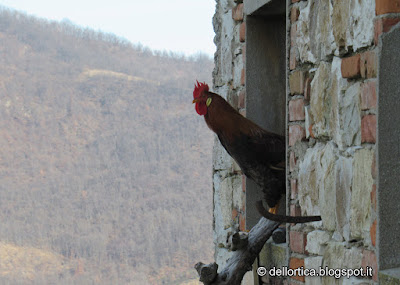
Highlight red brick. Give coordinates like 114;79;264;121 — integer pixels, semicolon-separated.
361;81;377;110
360;51;377;79
232;3;244;21
371;154;377;179
361;115;377;143
376;0;400;15
304;77;312;101
290;23;297;47
289;151;297;172
239;22;246;42
341;54;361;78
291;6;300;23
289;257;305;282
290;47;297;70
371;184;377;211
289;125;305;146
239;213;246;231
238;90;246;109
289;70;305;95
242;45;246;64
290;231;307;254
370;219;377;247
232;208;238;220
290;179;298;199
289;98;305;121
374;17;400;45
240;68;245;86
308;124;315;139
290;204;302;217
362;249;378;281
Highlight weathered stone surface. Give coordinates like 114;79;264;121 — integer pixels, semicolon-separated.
310;62;332;137
298;143;337;231
333;0;375;54
296;0;335;63
323;242;363;270
296;0;374;63
219;12;235;84
334;82;362;150
351;148;374;241
335;156;353;241
213;171;233;236
232;52;244;89
306;230;330;255
304;256;323;285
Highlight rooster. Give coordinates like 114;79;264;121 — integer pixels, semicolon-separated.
192;81;321;223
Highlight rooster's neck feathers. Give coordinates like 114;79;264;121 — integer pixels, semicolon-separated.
204;92;264;140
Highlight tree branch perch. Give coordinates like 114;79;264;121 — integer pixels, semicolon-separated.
195;217;281;285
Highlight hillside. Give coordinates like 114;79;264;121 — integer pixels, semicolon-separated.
0;6;214;285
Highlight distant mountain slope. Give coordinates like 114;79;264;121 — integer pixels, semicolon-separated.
0;6;214;285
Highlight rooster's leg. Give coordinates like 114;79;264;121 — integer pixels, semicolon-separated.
268;201;280;215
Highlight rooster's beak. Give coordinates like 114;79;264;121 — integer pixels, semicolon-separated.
192;98;199;104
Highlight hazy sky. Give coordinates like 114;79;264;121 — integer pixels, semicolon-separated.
0;0;216;56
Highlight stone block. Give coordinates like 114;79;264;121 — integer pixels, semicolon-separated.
309;61;332;138
306;230;330;255
335;156;353;241
304;256;323;285
298;143;338;225
333;82;361;150
351;148;374;240
323;242;363;270
296;0;374;62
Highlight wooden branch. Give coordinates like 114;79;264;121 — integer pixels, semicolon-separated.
229;231;248;251
195;217;281;285
195;262;218;284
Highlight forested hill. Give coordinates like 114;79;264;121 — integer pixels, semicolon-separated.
0;6;214;285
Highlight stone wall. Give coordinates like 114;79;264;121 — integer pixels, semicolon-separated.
212;0;246;270
211;0;400;284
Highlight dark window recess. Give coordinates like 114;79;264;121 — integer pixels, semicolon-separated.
244;0;286;229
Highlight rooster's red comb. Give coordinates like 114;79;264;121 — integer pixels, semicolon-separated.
193;81;209;99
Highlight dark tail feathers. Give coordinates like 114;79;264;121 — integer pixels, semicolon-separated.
256;200;321;224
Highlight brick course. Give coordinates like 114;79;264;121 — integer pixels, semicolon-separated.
289;125;305;146
232;3;244;21
375;0;400;15
361;115;377;143
361;80;377;110
289;98;305;121
341;54;361;78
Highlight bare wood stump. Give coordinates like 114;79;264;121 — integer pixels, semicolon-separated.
195;217;281;285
